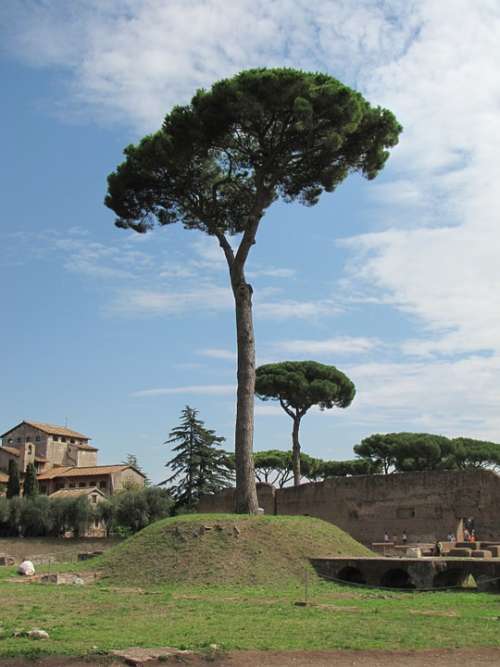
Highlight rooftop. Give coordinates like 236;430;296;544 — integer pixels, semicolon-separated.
49;486;106;499
38;464;144;480
1;420;91;440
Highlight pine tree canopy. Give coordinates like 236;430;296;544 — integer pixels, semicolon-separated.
164;406;233;508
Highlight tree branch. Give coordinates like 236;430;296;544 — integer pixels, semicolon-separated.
279;398;295;419
214;230;235;268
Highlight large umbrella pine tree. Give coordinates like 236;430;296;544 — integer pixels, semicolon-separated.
256;361;355;486
105;68;402;513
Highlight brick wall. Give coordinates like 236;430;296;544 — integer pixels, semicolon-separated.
198;470;500;543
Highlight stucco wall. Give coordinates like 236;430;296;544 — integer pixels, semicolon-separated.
76;449;98;467
111;468;145;492
198;470;500;543
1;424;49;464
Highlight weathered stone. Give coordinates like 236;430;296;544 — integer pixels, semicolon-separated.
471;550;492;559
111;646;192;665
17;560;35;576
448;548;472;557
27;629;49;640
0;554;15;566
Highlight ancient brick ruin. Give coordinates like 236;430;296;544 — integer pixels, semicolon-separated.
198;469;500;544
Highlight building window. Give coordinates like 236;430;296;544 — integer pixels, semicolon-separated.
26;436;31;442
56;482;64;490
53;436;59;442
35;436;40;442
91;495;97;504
7;438;13;444
61;437;66;442
69;482;75;488
94;519;99;528
79;482;86;488
99;480;106;490
16;437;21;443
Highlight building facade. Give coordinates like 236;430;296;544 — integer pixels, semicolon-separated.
0;420;145;496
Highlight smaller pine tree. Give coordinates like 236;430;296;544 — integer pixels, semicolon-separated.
23;462;39;497
164;406;233;509
7;460;20;499
122;453;150;485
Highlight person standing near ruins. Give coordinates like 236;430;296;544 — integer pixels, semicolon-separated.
402;531;408;545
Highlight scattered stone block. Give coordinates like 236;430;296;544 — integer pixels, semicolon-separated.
27;629;49;640
406;547;422;558
455;542;481;550
448;548;472;557
111;646;192;665
0;554;15;566
471;550;492;559
18;560;35;576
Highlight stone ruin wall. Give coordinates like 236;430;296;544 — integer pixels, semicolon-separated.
198;470;500;544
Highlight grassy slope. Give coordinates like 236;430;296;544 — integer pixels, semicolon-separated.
92;514;373;586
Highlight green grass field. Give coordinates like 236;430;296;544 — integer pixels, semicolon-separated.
0;515;499;659
1;578;500;659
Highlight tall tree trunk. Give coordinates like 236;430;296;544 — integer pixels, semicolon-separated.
233;279;259;513
292;416;301;486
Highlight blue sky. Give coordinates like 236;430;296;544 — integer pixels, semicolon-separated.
1;1;499;482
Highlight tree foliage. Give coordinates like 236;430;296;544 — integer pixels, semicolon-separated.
354;432;500;473
105;67;401;512
7;460;20;499
23;462;39;497
163;406;233;510
255;361;355;485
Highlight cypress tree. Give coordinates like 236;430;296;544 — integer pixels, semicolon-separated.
6;460;20;499
23;462;39;497
164;406;233;510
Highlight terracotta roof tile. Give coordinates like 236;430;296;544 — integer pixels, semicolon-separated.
48;487;106;499
37;464;143;480
1;421;91;440
0;446;19;457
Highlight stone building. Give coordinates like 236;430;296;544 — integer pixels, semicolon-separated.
0;420;145;496
198;469;500;544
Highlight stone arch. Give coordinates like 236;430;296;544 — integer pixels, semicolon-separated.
433;568;474;589
380;568;415;589
337;566;366;584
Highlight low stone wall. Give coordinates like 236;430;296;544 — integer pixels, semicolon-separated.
198;470;500;544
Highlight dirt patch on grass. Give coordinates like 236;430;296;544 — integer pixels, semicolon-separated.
4;648;500;666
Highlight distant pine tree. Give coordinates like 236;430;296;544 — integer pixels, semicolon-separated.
23;462;39;497
122;453;150;485
163;406;233;509
6;460;20;498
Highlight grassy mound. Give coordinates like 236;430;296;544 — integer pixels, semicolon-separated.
94;513;372;586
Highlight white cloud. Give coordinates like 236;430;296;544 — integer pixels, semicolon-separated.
108;285;233;316
198;348;236;361
339;355;500;441
276;336;379;356
340;1;500;358
131;384;235;397
1;0;417;131
247;267;296;279
256;299;341;320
